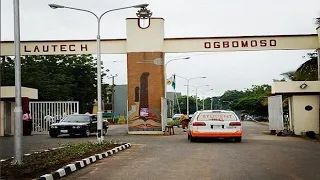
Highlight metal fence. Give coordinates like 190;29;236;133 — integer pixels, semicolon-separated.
29;101;79;134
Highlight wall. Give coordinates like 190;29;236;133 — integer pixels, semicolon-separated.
1;86;38;99
291;95;319;135
272;81;320;94
10;102;14;135
114;85;128;116
0;101;4;136
0;101;14;136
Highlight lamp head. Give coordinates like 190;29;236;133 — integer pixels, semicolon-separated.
48;4;65;9
134;3;149;8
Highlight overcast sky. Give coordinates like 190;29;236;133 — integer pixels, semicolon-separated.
1;0;320;97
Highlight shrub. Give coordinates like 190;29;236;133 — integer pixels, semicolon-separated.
1;140;120;180
167;120;180;126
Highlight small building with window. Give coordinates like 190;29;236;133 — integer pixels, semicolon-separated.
271;81;320;135
0;86;38;136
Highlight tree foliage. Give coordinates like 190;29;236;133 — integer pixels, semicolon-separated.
281;52;318;81
174;95;198;114
173;85;271;116
230;84;271;116
1;55;105;113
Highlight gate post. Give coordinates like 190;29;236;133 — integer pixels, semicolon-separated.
317;26;320;134
126;17;165;134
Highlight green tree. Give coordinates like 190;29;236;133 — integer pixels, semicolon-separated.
281;52;318;81
1;54;104;113
174;95;198;114
230;84;271;116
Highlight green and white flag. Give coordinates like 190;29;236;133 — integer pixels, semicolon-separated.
172;74;176;90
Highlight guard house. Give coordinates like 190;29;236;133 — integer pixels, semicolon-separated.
271;81;320;135
0;86;38;136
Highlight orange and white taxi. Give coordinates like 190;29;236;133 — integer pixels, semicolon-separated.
188;110;242;142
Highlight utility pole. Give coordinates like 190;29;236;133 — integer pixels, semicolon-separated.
12;0;23;164
108;74;117;124
0;0;2;176
202;96;205;110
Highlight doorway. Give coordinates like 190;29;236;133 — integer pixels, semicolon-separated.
4;102;12;135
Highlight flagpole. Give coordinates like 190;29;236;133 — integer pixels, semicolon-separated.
172;74;176;115
172;89;175;115
175;89;181;114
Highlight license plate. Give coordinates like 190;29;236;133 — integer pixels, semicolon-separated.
211;125;220;129
227;126;237;129
60;130;68;133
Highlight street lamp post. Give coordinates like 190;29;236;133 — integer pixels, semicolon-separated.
164;57;190;98
185;84;209;111
164;57;189;117
176;75;206;116
13;0;23;165
205;88;214;110
195;85;209;111
49;3;148;142
199;88;213;110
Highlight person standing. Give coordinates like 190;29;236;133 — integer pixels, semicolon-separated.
23;110;32;136
180;114;190;132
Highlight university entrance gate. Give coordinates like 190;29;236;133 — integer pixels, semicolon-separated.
2;8;320;134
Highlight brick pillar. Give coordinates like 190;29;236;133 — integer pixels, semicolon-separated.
126;18;165;134
127;52;164;132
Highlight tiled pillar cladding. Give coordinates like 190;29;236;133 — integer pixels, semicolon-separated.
127;52;164;131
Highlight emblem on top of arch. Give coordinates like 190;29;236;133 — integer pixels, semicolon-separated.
136;7;152;29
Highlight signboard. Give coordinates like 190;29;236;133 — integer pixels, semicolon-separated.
23;44;89;53
1;34;318;56
204;39;277;49
164;34;319;53
1;39;126;56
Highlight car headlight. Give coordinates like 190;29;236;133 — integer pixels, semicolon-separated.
50;126;58;129
72;126;82;129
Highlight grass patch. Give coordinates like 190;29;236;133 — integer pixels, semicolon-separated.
167;120;181;126
1;140;121;180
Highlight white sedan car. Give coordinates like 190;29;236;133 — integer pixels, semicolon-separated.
188;110;242;142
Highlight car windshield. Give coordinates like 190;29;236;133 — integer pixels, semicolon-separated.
197;112;237;121
60;115;90;123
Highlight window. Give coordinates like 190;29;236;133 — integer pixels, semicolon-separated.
305;105;313;111
91;116;97;121
60;115;90;122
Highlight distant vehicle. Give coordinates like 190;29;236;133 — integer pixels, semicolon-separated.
49;114;109;138
188;110;242;142
172;114;183;121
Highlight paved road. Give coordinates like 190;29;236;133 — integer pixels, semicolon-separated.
61;121;320;180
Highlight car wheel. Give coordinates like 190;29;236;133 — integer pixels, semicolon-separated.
235;137;242;142
190;135;197;142
83;129;91;137
50;134;58;138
